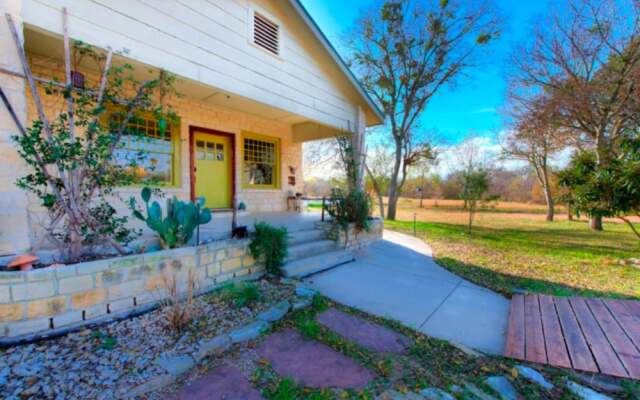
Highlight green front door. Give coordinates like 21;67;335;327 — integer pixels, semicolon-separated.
194;131;231;209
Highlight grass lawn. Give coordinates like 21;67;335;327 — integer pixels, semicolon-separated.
385;198;640;300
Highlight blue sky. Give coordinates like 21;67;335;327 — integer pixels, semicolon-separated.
299;0;551;145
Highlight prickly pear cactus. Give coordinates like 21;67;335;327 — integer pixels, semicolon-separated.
130;188;212;249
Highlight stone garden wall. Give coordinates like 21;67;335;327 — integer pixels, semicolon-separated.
0;219;383;342
319;218;384;250
0;238;260;342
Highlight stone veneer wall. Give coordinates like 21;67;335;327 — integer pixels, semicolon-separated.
0;238;260;341
320;218;384;250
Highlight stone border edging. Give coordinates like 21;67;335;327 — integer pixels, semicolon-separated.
119;286;317;398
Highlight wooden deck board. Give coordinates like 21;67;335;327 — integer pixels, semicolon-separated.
587;298;640;379
570;297;628;378
505;294;640;380
539;295;571;369
524;294;547;364
504;294;525;360
555;297;599;373
604;299;640;352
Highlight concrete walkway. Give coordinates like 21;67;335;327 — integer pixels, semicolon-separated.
304;230;510;355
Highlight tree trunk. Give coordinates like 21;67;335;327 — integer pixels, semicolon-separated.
567;204;573;221
386;138;403;221
364;164;385;218
467;204;474;234
590;215;603;231
387;195;399;220
376;193;385;219
541;176;554;222
545;194;555;222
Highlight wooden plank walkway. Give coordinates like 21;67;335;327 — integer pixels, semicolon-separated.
505;294;640;380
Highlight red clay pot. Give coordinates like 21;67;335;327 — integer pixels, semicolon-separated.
7;254;39;271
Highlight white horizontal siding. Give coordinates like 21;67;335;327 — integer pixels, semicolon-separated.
22;0;358;130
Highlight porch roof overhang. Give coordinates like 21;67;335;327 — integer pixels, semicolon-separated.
20;19;381;144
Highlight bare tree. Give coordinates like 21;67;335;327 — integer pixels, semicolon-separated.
508;0;640;230
345;0;499;220
501;100;564;221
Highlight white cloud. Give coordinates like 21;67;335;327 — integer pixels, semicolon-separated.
468;107;497;114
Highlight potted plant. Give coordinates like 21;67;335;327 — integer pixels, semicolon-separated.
231;197;248;239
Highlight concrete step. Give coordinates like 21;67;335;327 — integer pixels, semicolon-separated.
287;229;327;246
283;249;355;278
286;240;337;262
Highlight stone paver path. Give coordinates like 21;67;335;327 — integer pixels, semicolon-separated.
305;230;510;355
173;364;263;400
317;308;412;353
256;329;374;389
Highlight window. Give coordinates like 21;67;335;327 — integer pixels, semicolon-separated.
111;114;178;186
243;134;279;189
252;11;280;56
196;141;225;162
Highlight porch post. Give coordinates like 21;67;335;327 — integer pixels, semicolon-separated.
0;0;33;255
352;106;366;190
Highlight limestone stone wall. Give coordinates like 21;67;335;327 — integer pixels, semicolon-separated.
319;218;384;249
9;52;304;251
0;238;261;341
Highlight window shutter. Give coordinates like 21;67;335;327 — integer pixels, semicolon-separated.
253;12;280;56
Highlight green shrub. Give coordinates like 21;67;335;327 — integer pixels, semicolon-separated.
249;222;288;275
325;188;371;246
129;187;212;248
219;282;260;308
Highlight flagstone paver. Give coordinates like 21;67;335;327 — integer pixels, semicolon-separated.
316;308;412;353
257;329;374;389
173;364;264;400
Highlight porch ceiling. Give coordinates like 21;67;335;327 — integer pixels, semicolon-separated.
21;27;347;138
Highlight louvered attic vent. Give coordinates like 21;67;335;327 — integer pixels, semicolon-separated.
253;12;280;55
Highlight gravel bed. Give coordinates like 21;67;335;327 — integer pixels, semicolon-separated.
0;278;294;400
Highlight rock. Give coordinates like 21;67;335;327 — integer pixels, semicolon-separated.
292;297;312;311
485;376;518;400
515;365;553;390
122;374;174;398
566;381;612;400
420;387;456;400
295;286;317;298
195;334;232;361
155;355;194;377
375;390;420;400
464;383;498;400
257;300;290;322
573;373;624;393
451;342;483;358
229;320;269;343
449;385;463;394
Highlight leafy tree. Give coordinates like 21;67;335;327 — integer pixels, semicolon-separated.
345;0;499;220
460;167;490;234
558;135;640;240
508;0;640;230
1;28;176;261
